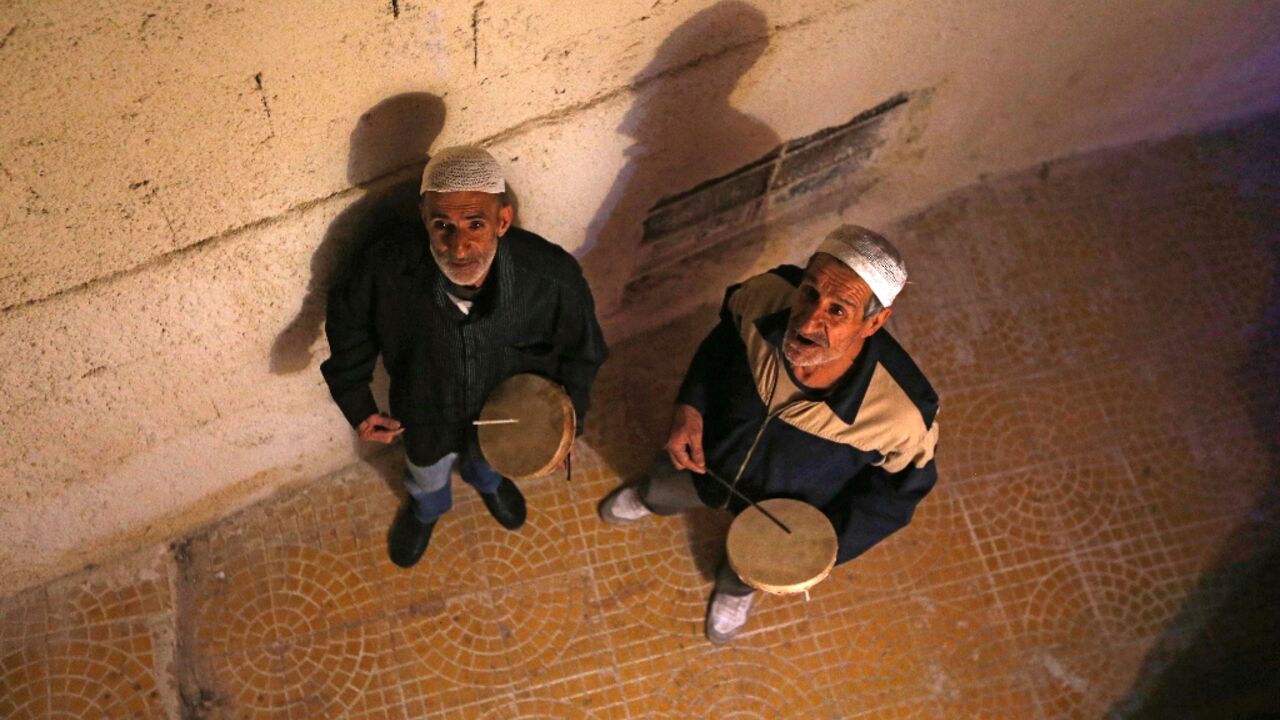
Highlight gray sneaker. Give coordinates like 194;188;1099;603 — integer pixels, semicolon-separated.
705;589;757;645
598;485;653;525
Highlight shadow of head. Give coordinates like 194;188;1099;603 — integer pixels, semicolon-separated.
347;92;447;186
269;92;445;375
579;3;781;476
621;0;771;141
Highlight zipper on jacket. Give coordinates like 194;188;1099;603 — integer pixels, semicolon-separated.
723;358;783;508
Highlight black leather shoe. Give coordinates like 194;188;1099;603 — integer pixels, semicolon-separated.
388;499;436;568
480;477;526;530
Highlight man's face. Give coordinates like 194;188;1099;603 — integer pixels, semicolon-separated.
422;191;513;287
783;253;889;368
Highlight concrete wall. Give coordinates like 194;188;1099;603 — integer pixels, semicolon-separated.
1;0;1277;595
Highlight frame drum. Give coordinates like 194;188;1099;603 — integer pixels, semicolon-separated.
477;374;575;481
726;499;837;595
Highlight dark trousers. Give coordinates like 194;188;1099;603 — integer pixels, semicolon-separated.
638;456;755;597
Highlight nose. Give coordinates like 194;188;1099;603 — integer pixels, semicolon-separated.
446;235;473;259
794;302;824;336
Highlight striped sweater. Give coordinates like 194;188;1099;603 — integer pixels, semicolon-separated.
321;227;607;466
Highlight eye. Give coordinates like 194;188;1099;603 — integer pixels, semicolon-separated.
470;221;485;230
830;305;845;318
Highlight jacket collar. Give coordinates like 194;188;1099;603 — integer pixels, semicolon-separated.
756;307;881;425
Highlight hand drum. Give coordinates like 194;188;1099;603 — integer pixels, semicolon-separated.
477;374;575;481
726;498;837;595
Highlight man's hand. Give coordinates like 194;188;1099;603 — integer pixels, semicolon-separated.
666;403;706;474
357;413;404;443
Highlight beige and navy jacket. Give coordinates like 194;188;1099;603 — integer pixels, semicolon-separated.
677;266;939;565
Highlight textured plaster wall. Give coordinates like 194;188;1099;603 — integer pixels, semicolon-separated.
1;0;1278;595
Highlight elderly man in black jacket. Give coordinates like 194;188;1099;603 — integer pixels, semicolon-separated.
322;146;607;568
599;225;938;644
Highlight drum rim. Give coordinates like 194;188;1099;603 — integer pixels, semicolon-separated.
477;373;576;481
726;498;837;595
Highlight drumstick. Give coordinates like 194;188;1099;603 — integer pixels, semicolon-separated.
703;468;792;534
472;418;519;426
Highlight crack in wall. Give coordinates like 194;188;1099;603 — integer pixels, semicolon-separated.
389;0;400;19
0;170;389;315
252;72;275;144
0;3;862;315
471;1;484;69
0;25;16;50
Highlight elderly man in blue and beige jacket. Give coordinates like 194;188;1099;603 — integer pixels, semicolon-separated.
599;224;939;644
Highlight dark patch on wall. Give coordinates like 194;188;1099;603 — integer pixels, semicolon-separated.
634;92;908;279
0;25;16;50
389;0;400;19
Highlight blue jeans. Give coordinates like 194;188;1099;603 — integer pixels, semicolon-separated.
404;451;504;523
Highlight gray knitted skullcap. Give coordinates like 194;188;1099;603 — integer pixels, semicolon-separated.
420;145;506;194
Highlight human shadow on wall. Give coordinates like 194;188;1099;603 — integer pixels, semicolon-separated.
269;93;444;495
270;92;445;376
578;1;780;581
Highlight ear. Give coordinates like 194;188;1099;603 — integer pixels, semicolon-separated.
860;307;892;338
496;203;514;237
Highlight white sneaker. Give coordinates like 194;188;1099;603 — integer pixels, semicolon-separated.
598;485;653;525
706;590;757;644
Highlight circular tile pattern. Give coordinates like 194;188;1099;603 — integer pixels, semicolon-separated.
604;520;717;633
1074;554;1182;643
193;544;371;656
217;625;377;719
398;594;515;688
942;386;1041;480
491;577;596;674
398;576;596;689
968;454;1128;553
189;545;379;717
1;641;163;719
651;649;834;719
478;697;591;720
1010;559;1103;649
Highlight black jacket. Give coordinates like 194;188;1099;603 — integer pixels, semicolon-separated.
320;227;607;466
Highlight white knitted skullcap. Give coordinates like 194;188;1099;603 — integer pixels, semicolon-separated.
420;145;506;194
816;224;907;307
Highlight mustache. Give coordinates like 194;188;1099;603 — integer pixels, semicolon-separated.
786;325;828;348
434;249;486;266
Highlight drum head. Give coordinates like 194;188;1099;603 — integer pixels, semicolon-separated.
726;499;837;595
477;374;575;481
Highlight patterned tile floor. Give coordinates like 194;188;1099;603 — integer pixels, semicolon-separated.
2;113;1277;718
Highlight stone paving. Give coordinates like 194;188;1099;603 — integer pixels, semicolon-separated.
1;113;1276;718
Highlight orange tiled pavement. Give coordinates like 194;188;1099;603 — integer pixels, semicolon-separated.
2;114;1277;718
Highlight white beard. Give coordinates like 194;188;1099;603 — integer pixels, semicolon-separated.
432;248;496;287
